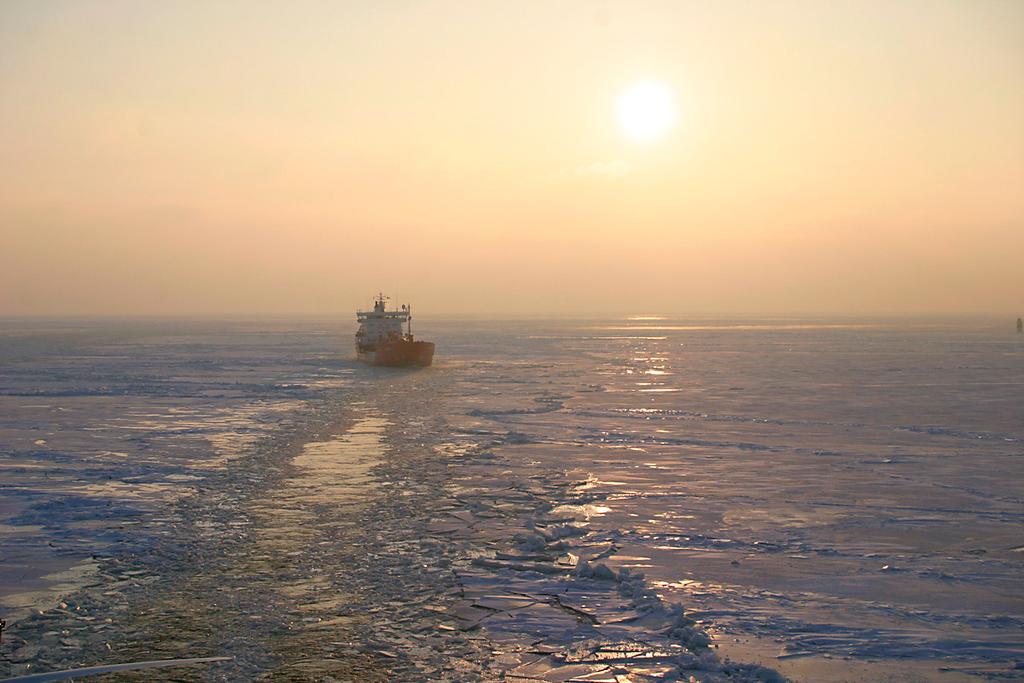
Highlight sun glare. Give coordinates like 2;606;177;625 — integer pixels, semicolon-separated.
617;81;675;142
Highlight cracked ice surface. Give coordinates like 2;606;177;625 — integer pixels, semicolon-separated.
436;440;785;682
429;319;1023;682
2;318;1022;682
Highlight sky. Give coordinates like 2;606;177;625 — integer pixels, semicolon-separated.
1;0;1022;317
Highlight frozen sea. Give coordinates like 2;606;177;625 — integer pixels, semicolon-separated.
0;317;1021;681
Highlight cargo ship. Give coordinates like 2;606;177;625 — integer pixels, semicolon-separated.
355;294;435;367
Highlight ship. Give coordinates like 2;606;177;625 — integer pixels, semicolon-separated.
355;294;435;367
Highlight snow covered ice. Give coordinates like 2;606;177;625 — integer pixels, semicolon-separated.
1;317;1021;681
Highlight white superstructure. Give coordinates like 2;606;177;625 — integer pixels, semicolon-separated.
355;294;411;355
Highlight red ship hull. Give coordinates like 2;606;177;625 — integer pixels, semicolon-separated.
369;339;435;367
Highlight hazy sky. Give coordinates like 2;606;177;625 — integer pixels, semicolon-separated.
2;1;1022;316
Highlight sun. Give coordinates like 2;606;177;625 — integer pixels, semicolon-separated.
617;81;675;143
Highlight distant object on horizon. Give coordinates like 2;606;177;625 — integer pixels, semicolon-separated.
355;294;435;367
1018;317;1023;334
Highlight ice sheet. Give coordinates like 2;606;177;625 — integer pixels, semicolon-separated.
1;317;1020;681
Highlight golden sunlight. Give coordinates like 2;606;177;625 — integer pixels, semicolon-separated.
617;81;675;142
